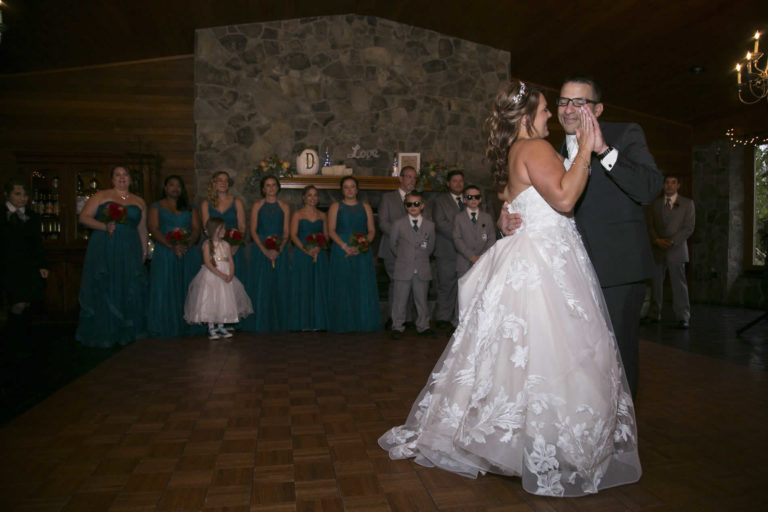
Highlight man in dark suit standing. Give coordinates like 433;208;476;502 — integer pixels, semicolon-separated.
500;75;663;397
558;76;662;397
645;174;695;329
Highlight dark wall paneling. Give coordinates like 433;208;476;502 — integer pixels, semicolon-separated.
0;56;196;201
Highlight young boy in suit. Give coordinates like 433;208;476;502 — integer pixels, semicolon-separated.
389;191;436;339
452;185;496;277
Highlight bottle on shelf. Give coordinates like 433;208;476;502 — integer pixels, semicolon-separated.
89;172;99;194
31;189;39;215
41;217;50;239
49;220;60;240
76;173;87;213
52;175;60;216
392;152;398;177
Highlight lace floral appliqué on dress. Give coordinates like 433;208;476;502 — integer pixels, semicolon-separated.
378;185;641;497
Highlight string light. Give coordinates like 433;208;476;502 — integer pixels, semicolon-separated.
726;128;768;147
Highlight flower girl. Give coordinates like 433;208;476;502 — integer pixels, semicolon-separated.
184;217;253;339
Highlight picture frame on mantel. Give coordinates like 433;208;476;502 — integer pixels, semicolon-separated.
397;153;420;176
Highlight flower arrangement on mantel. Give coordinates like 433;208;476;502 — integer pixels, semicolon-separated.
416;159;463;192
247;154;295;191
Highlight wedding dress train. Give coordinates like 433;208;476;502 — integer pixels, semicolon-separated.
379;184;641;497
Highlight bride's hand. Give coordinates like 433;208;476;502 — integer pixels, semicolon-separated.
497;202;522;236
575;107;596;152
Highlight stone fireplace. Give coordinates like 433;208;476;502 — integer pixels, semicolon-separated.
194;14;510;208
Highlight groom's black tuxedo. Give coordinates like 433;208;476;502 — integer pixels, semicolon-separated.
565;121;662;286
561;120;663;396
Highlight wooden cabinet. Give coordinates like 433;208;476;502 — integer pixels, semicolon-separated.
14;152;160;318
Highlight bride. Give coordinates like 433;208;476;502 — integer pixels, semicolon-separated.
378;81;641;497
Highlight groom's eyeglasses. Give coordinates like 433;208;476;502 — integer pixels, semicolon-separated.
556;97;598;108
464;194;482;200
404;201;422;207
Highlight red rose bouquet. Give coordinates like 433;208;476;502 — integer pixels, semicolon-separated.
223;228;244;246
264;234;282;268
166;227;190;246
346;232;369;257
100;202;128;238
304;232;328;263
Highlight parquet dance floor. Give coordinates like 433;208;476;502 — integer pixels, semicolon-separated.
1;324;767;511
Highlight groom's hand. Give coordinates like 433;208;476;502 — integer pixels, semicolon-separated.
589;110;608;154
497;202;522;236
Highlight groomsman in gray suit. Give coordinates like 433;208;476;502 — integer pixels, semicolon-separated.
378;166;420;327
452;185;496;277
431;170;465;329
645;174;695;329
389;191;436;339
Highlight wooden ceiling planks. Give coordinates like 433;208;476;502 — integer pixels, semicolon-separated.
0;1;765;135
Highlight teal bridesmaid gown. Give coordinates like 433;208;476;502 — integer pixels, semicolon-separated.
289;219;329;331
147;203;203;338
327;202;382;332
76;203;148;347
207;201;246;282
242;201;290;332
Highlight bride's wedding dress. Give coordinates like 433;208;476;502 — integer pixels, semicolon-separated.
378;183;641;497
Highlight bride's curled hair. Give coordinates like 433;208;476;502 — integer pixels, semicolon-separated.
485;80;543;189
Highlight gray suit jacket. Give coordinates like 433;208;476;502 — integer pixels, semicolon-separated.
390;216;435;281
453;209;496;275
377;189;406;260
648;195;695;263
432;192;461;260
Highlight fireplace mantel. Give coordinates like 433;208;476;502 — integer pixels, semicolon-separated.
280;175;399;191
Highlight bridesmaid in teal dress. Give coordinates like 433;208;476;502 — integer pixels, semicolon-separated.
242;175;291;332
289;185;329;331
200;171;247;282
76;165;148;347
147;175;202;338
327;176;382;332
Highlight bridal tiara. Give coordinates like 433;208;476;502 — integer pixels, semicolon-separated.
512;81;527;104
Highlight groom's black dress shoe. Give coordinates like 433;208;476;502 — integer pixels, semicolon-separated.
435;320;451;329
390;330;404;340
640;316;660;325
676;320;690;329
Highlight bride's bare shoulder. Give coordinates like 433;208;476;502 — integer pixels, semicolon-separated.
518;138;555;153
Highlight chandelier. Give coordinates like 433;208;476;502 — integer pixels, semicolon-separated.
734;31;767;104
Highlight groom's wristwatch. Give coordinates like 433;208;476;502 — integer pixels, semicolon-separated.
596;146;614;160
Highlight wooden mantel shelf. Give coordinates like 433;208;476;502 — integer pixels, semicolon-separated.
280;175;399;190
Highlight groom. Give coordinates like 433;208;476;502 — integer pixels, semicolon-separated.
500;75;662;397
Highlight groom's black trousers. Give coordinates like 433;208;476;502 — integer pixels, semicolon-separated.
601;281;645;399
